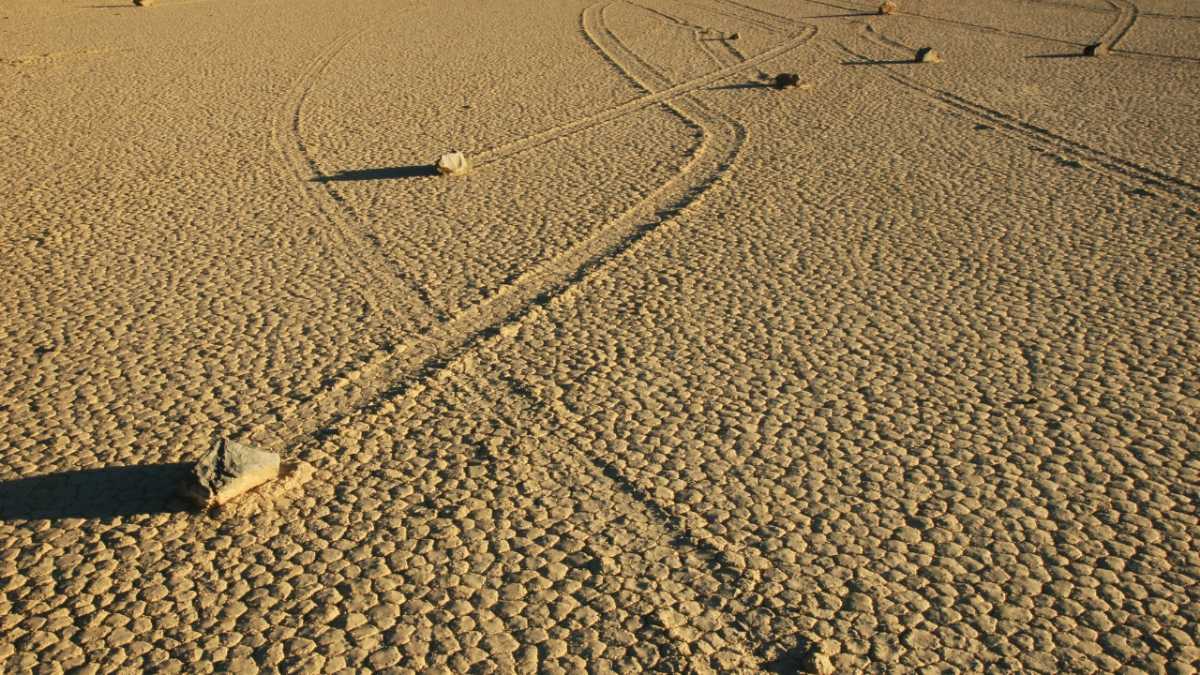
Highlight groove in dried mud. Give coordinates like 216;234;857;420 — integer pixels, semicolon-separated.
241;3;814;457
843;25;1200;206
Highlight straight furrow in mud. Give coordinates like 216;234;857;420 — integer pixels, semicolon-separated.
844;27;1200;207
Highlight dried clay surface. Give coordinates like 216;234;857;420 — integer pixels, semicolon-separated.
1;0;1198;672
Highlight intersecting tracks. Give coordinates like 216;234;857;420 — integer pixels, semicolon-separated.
634;0;770;78
697;0;1200;207
472;9;811;168
247;0;1195;667
244;3;816;461
270;9;442;328
241;2;824;664
496;372;768;669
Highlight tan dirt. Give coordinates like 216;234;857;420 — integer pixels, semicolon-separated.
1;0;1197;672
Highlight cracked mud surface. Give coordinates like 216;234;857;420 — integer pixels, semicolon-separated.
2;0;1198;672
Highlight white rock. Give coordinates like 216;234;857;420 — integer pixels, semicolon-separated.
182;438;280;508
436;151;470;176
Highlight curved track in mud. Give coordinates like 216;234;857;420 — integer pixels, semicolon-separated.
244;2;816;465
271;9;442;327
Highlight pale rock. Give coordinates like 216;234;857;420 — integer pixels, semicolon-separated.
436;151;470;176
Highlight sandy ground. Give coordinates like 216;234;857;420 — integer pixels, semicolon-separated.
2;0;1198;672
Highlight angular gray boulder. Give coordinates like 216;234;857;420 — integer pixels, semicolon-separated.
182;438;280;508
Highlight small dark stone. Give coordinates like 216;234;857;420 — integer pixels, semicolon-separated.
772;73;801;89
1083;42;1109;57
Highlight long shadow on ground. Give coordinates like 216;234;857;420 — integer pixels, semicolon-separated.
805;12;877;18
841;58;921;66
1027;53;1090;60
314;165;438;182
708;81;774;91
763;635;820;673
0;463;192;521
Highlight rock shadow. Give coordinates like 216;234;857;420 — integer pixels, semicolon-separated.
314;165;438;182
841;58;920;66
804;12;876;18
0;463;192;521
763;634;819;673
708;81;773;91
1026;52;1090;60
